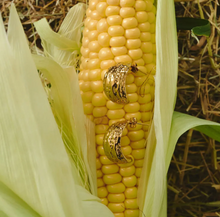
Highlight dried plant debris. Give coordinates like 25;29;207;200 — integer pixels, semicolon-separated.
1;0;220;216
169;1;220;216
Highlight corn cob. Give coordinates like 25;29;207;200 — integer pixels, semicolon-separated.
79;0;156;216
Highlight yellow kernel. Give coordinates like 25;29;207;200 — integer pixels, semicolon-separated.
121;136;130;146
108;193;125;203
91;10;102;20
127;93;138;102
108;26;125;36
84;17;91;27
89;69;101;81
133;58;145;66
134;1;146;11
152;43;156;54
122;17;138;29
132;149;145;160
130;139;146;149
92;93;107;107
124;209;139;217
143;53;153;64
126;39;141;49
97;169;103;178
115;55;132;63
134;159;144;167
81;91;94;103
97;146;105;155
107;0;120;5
103;173;122;185
145;1;153;11
83;27;89;37
135;168;142;177
105;6;120;16
93;107;107;117
126;74;134;84
126;83;137;93
124;187;137;199
138;22;150;32
120;7;135;18
150;23;156;33
98;32;110;47
107;15;122;25
142;122;150;131
110;36;126;47
89;0;99;10
82;37;90;47
122;175;137;187
95;124;109;134
124;102;140;113
141;42;153;53
151;5;156;14
140;32;151;42
102;164;119;174
108;203;125;212
89;52;99;59
79;81;91;92
97;178;105;187
81;47;90;58
97;18;109;32
120;0;135;7
120;165;135;177
91;80;103;92
107;109;125;119
98;187;108;197
93;116;108;125
138;94;151;104
111;46;128;56
151;33;155;43
101;60;116;70
106;101;124;109
99;48;114;60
86;8;92;17
125;28;140;39
107;183;126;193
134;76;148;87
101;198;108;206
135;11;148;23
141;111;152;122
114;213;124;217
83;103;93;115
128;130;144;141
109;118;126;126
96;158;102;170
96;2;107;17
140;102;153;112
81;58;89;69
87;20;98;31
100;156;115;164
128;48;143;60
125;199;138;209
121;146;132;156
122;128;128;136
95;134;104;145
127;123;142;131
153;54;156;63
88;41;101;52
148;12;156;23
107;0;120;6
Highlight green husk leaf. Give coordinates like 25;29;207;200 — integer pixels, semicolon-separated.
0;4;84;217
176;17;211;37
138;1;220;217
32;54;96;194
34;3;86;67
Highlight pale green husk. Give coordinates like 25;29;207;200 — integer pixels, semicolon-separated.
0;4;113;217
